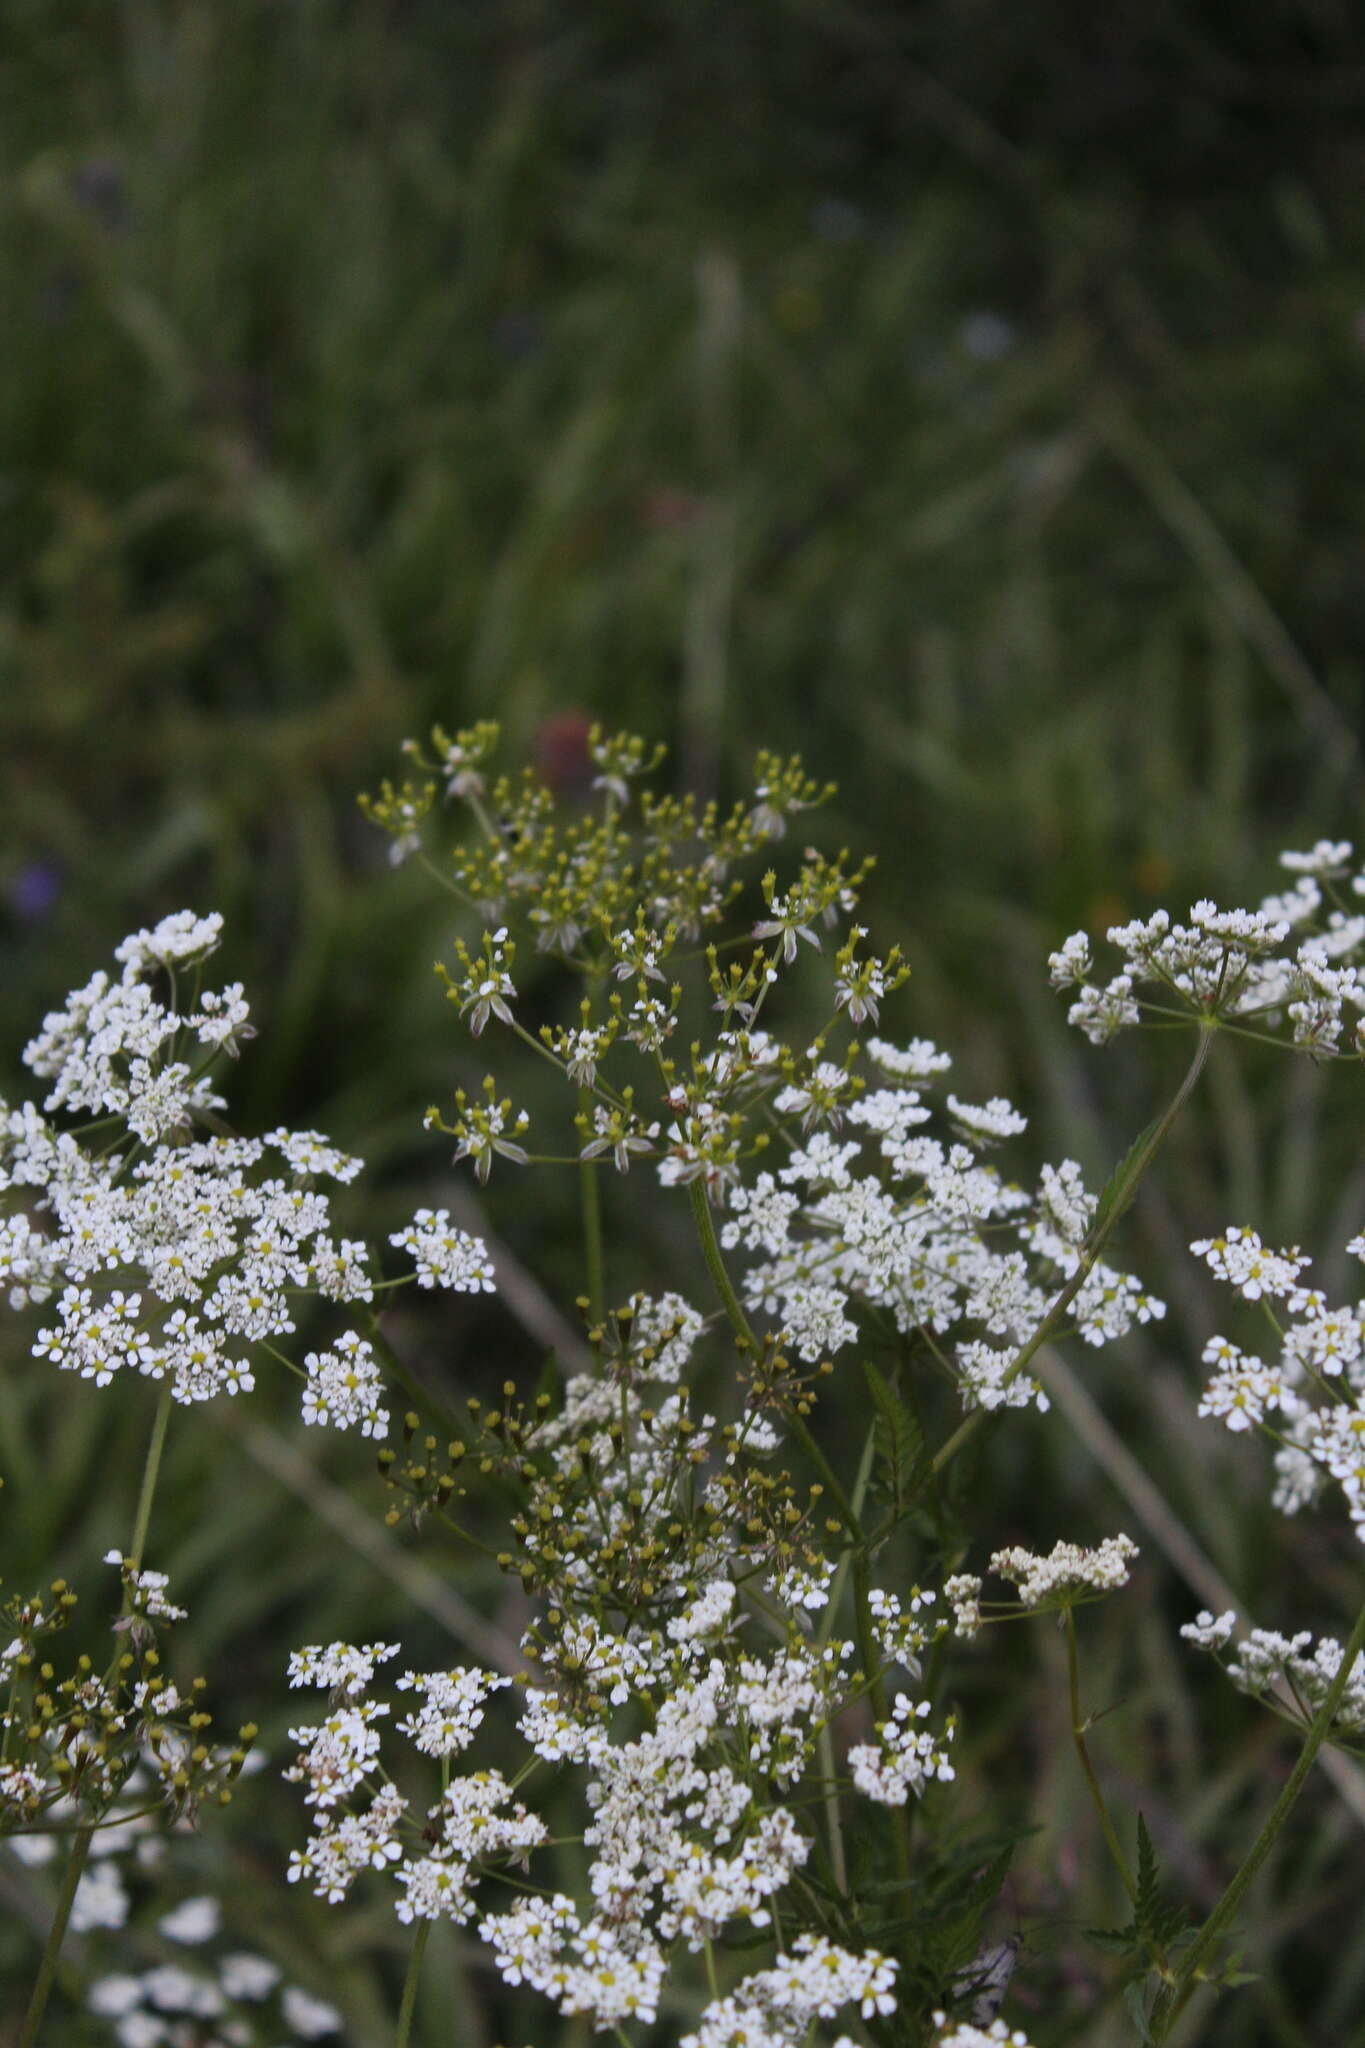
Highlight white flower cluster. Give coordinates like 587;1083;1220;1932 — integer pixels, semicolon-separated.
300;1332;389;1438
678;1936;898;2045
1190;1226;1310;1302
1050;848;1365;1050
284;1647;541;1919
868;1584;944;1672
387;1207;495;1292
726;1050;1161;1408
848;1694;957;1806
1190;1226;1365;1544
282;1539;952;2039
394;1664;511;1757
931;2015;1036;2048
1181;1613;1365;1736
103;1552;187;1624
988;1534;1139;1609
1;918;499;1434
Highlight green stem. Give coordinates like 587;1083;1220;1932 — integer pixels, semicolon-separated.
395;1919;431;2047
1065;1610;1136;1903
127;1388;173;1580
17;1824;93;2048
579;1087;606;1324
816;1720;847;1895
932;1023;1214;1479
689;1176;757;1349
1150;1591;1365;2041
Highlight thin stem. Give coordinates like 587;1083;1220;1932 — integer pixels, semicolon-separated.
1065;1610;1136;1903
395;1919;431;2047
933;1024;1214;1479
688;1177;757;1349
1150;1590;1365;2041
17;1824;93;2048
816;1721;847;1894
579;1087;606;1324
127;1388;173;1580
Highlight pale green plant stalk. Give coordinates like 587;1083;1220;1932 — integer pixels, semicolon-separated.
395;1920;431;2048
579;1085;606;1325
16;1821;94;2048
1065;1608;1136;1905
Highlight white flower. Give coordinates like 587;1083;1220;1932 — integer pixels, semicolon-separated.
946;1094;1027;1142
1179;1609;1237;1650
990;1534;1138;1608
629;1291;704;1382
394;1666;511;1759
389;1208;495;1292
158;1895;220;1945
281;1985;344;2038
956;1342;1047;1415
1191;1226;1309;1302
1280;840;1353;877
87;1975;145;2018
218;1952;281;1999
71;1858;130;1931
778;1282;858;1363
1067;973;1140;1044
114;911;225;974
300;1332;389;1438
849;1695;956;1806
931;2012;1036;2047
1048;931;1092;988
394;1853;474;1924
866;1035;952;1080
287;1640;400;1697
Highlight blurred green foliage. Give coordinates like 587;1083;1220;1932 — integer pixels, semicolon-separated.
4;3;1365;2042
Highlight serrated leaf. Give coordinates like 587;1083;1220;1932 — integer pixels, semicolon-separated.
1135;1813;1160;1927
863;1359;929;1516
1086;1924;1139;1955
1090;1113;1162;1242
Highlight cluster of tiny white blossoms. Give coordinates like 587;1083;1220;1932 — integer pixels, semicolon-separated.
25;732;1359;2042
848;1694;958;1806
677;1936;899;2047
943;1536;1139;1632
724;1065;1162;1412
0;913;497;1436
1049;842;1365;1051
1189;1224;1365;1542
282;1550;961;2035
1180;1612;1365;1737
930;2018;1037;2048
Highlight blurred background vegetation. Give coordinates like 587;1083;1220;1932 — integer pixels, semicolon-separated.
3;2;1365;2042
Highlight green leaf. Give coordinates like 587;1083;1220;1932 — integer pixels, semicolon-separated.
1135;1814;1160;1928
863;1359;929;1517
1090;1112;1163;1242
